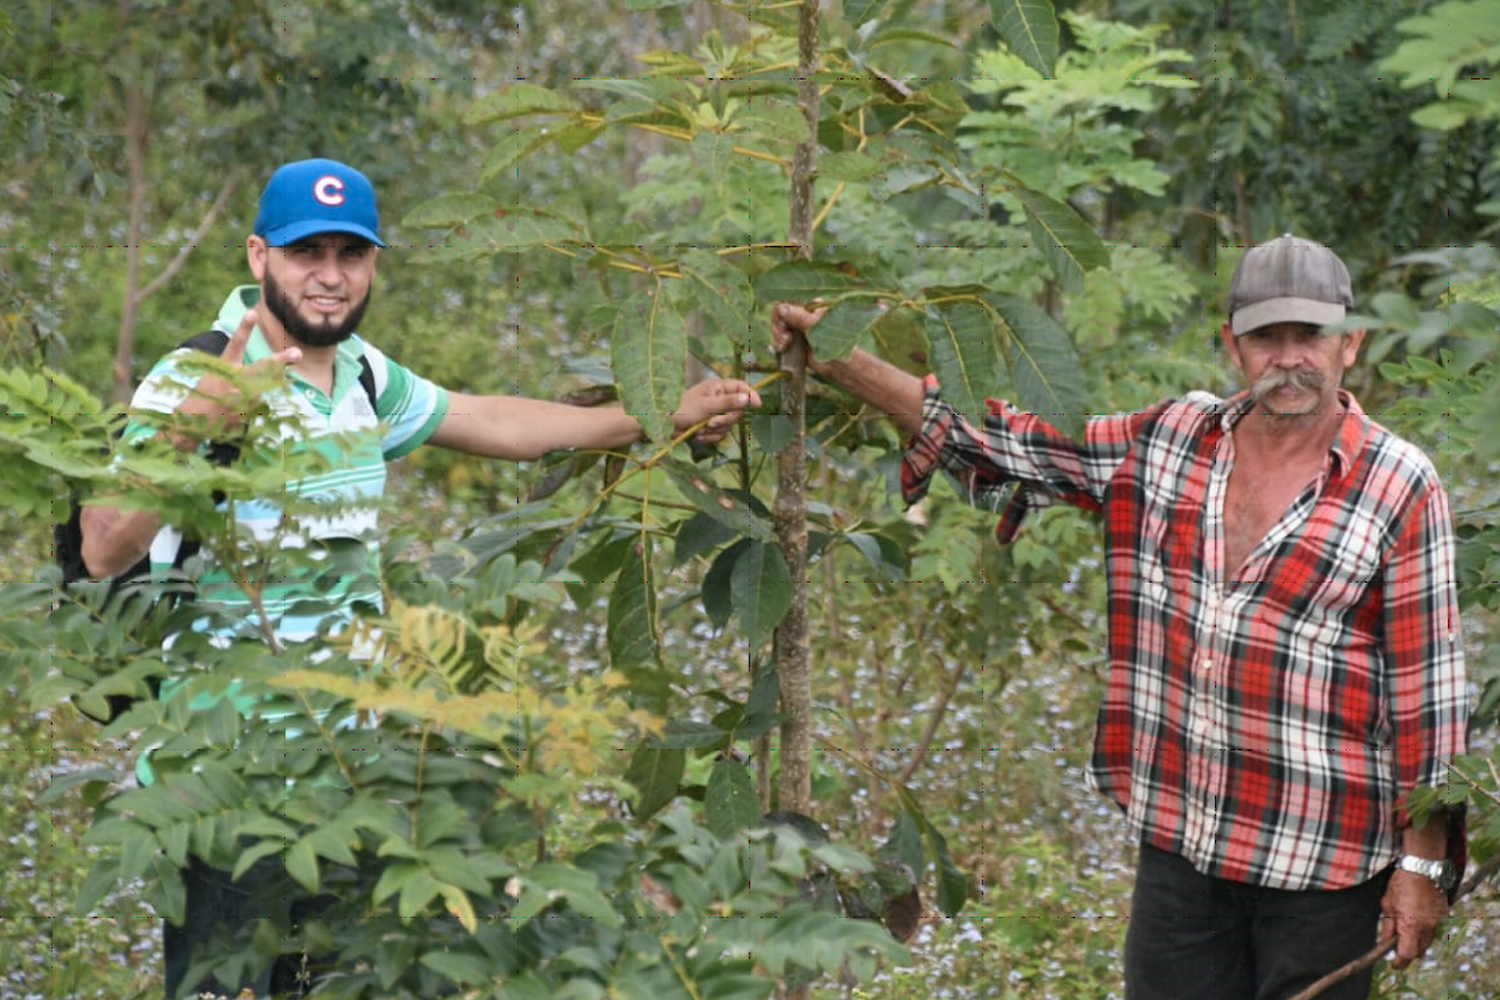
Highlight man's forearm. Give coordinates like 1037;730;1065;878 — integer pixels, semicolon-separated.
814;348;928;437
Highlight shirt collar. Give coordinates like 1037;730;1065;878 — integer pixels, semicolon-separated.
1219;389;1366;480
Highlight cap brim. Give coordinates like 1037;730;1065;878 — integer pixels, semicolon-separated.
1231;297;1345;335
262;220;386;248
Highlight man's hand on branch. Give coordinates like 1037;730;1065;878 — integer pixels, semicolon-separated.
1381;869;1449;969
770;303;827;375
672;378;761;445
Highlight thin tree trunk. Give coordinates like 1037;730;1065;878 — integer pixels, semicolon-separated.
114;72;148;404
773;0;821;824
773;7;820;1000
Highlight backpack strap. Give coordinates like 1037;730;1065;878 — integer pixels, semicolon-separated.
180;328;232;354
183;328;378;409
357;353;378;412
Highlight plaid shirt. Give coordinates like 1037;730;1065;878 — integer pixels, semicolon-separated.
902;378;1468;891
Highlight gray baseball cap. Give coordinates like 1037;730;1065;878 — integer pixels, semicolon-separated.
1227;234;1353;335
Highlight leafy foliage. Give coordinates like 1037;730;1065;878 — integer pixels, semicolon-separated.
8;0;1500;997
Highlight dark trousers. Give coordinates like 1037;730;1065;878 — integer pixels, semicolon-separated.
1124;844;1390;1000
164;854;325;999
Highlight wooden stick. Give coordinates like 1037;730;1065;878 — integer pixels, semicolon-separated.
1287;852;1500;1000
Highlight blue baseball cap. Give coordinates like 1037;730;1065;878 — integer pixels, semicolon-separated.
254;158;386;247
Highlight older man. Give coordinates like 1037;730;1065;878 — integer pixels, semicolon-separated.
772;235;1468;999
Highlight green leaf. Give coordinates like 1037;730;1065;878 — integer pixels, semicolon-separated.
636;49;708;76
1411;101;1476;131
701;539;748;632
752;260;866;307
678;248;753;348
624;746;685;820
923;300;1003;423
653;719;730;750
74;860;121;916
880;810;925;881
480;124;554;183
818;151;885;182
1008;186;1109;293
231;840;287;882
988;293;1086;439
420;950;492;985
306;822;359;868
665;460;775;543
607;539;662;670
750;413;795;455
463;82;578;126
525;862;620;924
895;787;970;917
398;868;444;921
465;208;585;252
674;511;740;566
698;973;776;1000
811;300;886;363
372;861;422;906
402;191;500;230
739;663;784;742
36;766;119;804
730;540;792;650
989;0;1059;77
612;291;686;445
287;837;321;893
706;757;761;838
737;103;810;143
843;0;893;27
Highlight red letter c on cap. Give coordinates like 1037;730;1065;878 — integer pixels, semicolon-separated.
314;175;347;207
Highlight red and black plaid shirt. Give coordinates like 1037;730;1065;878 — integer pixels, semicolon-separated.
902;379;1468;890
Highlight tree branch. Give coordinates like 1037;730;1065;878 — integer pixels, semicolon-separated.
1287;849;1500;1000
131;176;239;308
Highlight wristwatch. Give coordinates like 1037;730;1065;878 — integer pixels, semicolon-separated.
1397;854;1457;894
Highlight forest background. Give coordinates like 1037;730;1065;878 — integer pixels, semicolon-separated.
3;0;1500;998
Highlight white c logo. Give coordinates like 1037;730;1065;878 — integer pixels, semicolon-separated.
313;175;347;207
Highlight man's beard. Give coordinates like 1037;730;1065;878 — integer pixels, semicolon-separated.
261;269;371;348
1249;367;1327;415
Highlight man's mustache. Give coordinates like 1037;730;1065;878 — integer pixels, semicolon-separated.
1251;368;1325;397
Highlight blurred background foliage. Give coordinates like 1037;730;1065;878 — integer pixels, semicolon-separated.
4;0;1499;997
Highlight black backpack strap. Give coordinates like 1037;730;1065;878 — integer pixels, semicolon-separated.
357;353;378;411
180;328;232;355
185;326;378;411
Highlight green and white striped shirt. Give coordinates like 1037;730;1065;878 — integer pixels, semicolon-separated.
127;285;449;643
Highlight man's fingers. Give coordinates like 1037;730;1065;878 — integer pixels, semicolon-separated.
222;308;258;364
226;308;302;369
272;345;303;366
771;303;828;359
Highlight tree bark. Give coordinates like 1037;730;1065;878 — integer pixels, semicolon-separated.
114;70;149;405
773;0;821;827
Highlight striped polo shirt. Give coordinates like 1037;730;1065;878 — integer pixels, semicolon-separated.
126;285;449;642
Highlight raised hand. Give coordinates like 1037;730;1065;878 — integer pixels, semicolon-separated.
177;308;302;432
769;303;827;374
672;378;762;444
